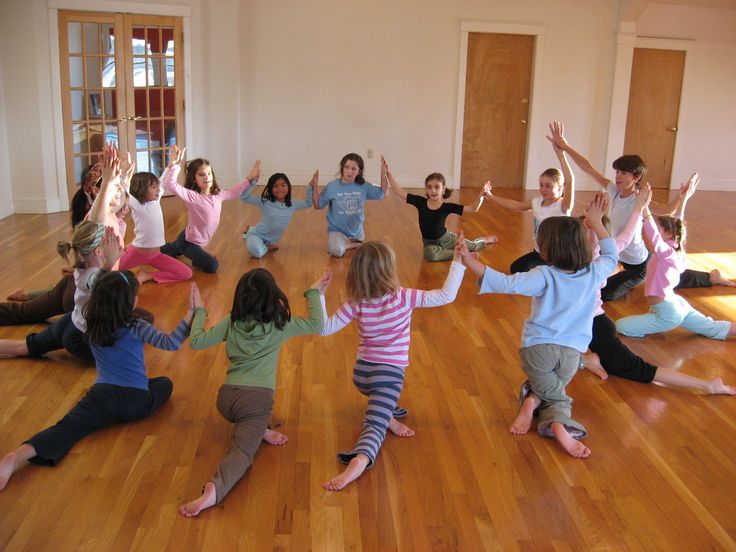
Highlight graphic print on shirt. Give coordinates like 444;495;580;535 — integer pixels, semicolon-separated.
334;191;361;217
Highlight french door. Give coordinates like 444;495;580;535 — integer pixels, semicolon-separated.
58;10;185;200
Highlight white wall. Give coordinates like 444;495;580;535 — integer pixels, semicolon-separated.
0;0;734;218
0;53;13;219
636;4;736;191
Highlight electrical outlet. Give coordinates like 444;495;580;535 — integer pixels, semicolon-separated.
367;148;374;159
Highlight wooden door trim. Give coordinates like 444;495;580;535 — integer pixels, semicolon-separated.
453;21;546;189
47;2;192;212
605;33;693;191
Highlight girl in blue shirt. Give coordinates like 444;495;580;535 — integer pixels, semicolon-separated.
240;171;317;258
313;153;387;257
0;272;201;492
456;193;616;459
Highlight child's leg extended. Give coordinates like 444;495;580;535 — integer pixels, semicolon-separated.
520;345;589;458
615;300;683;338
180;240;219;273
180;385;273;517
675;296;732;340
324;361;410;491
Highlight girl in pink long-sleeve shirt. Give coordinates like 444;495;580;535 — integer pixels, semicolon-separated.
161;145;260;273
616;179;735;341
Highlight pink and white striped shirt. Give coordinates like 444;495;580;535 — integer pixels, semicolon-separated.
321;261;466;367
164;164;251;246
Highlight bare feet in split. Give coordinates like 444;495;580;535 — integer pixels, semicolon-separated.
388;417;415;437
179;481;217;518
582;352;608;380
0;444;36;492
510;394;540;435
710;269;736;287
704;377;736;395
136;271;154;285
323;454;370;491
483;235;498;245
6;289;28;301
263;428;288;445
551;422;590;458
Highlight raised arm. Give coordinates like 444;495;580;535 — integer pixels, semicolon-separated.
221;160;260;201
311;170;323;210
462;186;486;214
661;172;699;220
381;155;407;201
88;142;121;223
585;192;612;242
548;122;575;213
483;181;532;211
549;127;610;190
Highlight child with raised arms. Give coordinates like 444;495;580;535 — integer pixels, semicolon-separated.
178;267;331;517
580;184;735;394
161;145;261;273
456;193;616;458
615;176;736;341
118;144;192;284
240;170;318;258
320;241;466;490
484;121;575;273
0;273;200;492
313;153;387;257
381;155;497;261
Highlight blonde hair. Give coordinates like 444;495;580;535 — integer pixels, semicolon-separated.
346;241;401;303
656;215;686;250
56;220;105;268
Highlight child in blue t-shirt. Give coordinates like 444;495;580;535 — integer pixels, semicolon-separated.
456;193;617;459
313;153;387;257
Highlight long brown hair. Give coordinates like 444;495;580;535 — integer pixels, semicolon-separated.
656;215;686;250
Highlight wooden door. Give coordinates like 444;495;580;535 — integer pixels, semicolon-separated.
624;48;685;189
461;33;533;188
58;10;185;202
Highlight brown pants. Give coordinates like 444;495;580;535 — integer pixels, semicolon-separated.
211;385;274;504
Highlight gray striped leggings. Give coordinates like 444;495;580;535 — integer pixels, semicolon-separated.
338;360;407;466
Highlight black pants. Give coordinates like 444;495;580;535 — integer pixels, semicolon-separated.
589;313;657;383
676;269;711;289
161;230;219;273
601;256;649;302
25;378;173;466
510;250;546;274
25;312;93;361
0;274;75;326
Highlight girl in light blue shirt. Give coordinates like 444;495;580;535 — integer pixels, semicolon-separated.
457;193;617;460
241;171;317;258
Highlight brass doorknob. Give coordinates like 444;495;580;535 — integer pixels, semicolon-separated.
521;119;527;125
668;127;678;132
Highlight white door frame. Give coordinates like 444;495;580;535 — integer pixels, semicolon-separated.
605;24;694;190
453;20;546;188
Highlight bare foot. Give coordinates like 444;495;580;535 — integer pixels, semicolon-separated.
483;235;498;245
6;289;28;302
710;269;736;287
263;428;288;445
136;271;154;285
582;352;608;380
551;422;591;458
267;243;280;251
704;377;736;395
323;454;370;491
242;225;250;235
178;481;217;518
510;394;540;435
0;444;35;492
388;417;415;438
0;452;18;492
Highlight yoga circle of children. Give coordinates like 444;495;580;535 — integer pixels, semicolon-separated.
2;125;735;517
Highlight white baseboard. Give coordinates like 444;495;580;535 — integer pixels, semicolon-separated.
10;197;63;214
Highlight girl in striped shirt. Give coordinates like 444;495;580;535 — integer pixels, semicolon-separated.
320;241;466;490
0;272;200;492
240;170;317;258
161;145;260;273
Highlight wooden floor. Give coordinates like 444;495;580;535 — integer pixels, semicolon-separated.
1;187;735;551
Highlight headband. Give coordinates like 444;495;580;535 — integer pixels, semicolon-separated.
76;222;106;257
